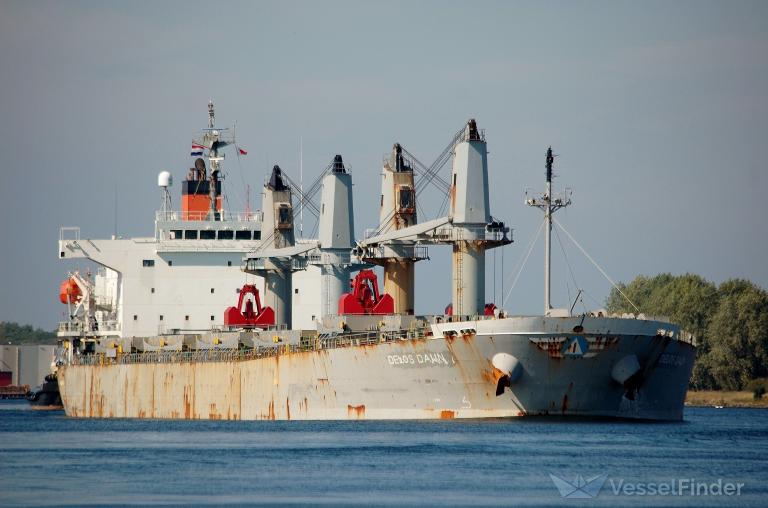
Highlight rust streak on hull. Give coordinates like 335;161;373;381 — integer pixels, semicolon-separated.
56;322;696;422
347;404;365;419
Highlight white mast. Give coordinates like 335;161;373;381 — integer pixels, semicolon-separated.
207;101;219;219
526;147;571;314
191;100;235;221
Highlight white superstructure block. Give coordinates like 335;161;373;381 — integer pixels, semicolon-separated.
319;172;355;249
452;236;485;317
264;270;291;326
317;159;356;319
449;126;491;316
322;262;349;318
451;140;490;225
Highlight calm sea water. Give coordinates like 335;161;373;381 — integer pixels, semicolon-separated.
1;401;766;507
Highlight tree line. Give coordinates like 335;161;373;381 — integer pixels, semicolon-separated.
605;274;768;390
0;321;57;345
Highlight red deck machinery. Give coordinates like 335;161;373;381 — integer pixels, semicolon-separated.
224;284;275;328
338;270;395;315
444;303;497;317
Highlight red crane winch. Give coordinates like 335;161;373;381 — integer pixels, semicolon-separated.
338;270;395;315
224;284;275;328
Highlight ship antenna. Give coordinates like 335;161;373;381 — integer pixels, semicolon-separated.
526;146;571;314
208;100;218;220
113;183;118;237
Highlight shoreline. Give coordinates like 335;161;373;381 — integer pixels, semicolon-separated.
685;390;768;408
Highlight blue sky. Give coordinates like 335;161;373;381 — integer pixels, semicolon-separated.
1;0;766;329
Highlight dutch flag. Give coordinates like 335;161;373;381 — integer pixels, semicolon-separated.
191;143;205;156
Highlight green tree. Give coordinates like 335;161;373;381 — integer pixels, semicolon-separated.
705;280;768;390
606;272;717;341
606;275;768;390
0;321;57;345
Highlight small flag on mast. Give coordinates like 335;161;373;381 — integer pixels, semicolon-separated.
191;143;205;157
238;147;248;156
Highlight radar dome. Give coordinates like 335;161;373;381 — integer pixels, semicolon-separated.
158;171;173;187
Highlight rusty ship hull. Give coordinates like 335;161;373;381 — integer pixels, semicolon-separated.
57;316;696;421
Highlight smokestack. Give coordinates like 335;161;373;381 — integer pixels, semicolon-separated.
181;158;222;221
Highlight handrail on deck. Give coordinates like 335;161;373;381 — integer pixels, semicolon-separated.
69;326;433;366
155;210;262;222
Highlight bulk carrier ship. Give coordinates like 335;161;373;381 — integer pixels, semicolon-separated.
54;103;696;421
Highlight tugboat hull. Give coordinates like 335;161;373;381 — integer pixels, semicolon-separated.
26;374;63;410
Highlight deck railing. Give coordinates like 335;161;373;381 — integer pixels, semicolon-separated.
69;326;433;367
155;210;261;222
58;320;120;333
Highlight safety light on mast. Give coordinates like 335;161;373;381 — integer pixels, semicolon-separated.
526;146;572;315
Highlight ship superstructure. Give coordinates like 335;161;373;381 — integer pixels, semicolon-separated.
57;102;266;339
54;106;696;421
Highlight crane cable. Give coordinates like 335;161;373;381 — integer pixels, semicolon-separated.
552;217;640;313
502;218;545;307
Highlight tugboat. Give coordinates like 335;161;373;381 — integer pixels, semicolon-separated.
26;373;63;410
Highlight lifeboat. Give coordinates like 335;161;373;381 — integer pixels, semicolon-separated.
59;278;81;305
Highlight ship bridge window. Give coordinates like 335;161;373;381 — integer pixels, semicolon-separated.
185;230;198;240
171;230;183;240
200;230;215;240
236;230;251;240
398;187;414;210
278;205;293;227
142;260;155;267
218;230;234;240
253;230;261;240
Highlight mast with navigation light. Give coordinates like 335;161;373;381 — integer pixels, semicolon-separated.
526;146;571;314
189;101;236;221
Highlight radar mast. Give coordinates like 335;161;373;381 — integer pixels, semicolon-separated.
526;147;572;314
